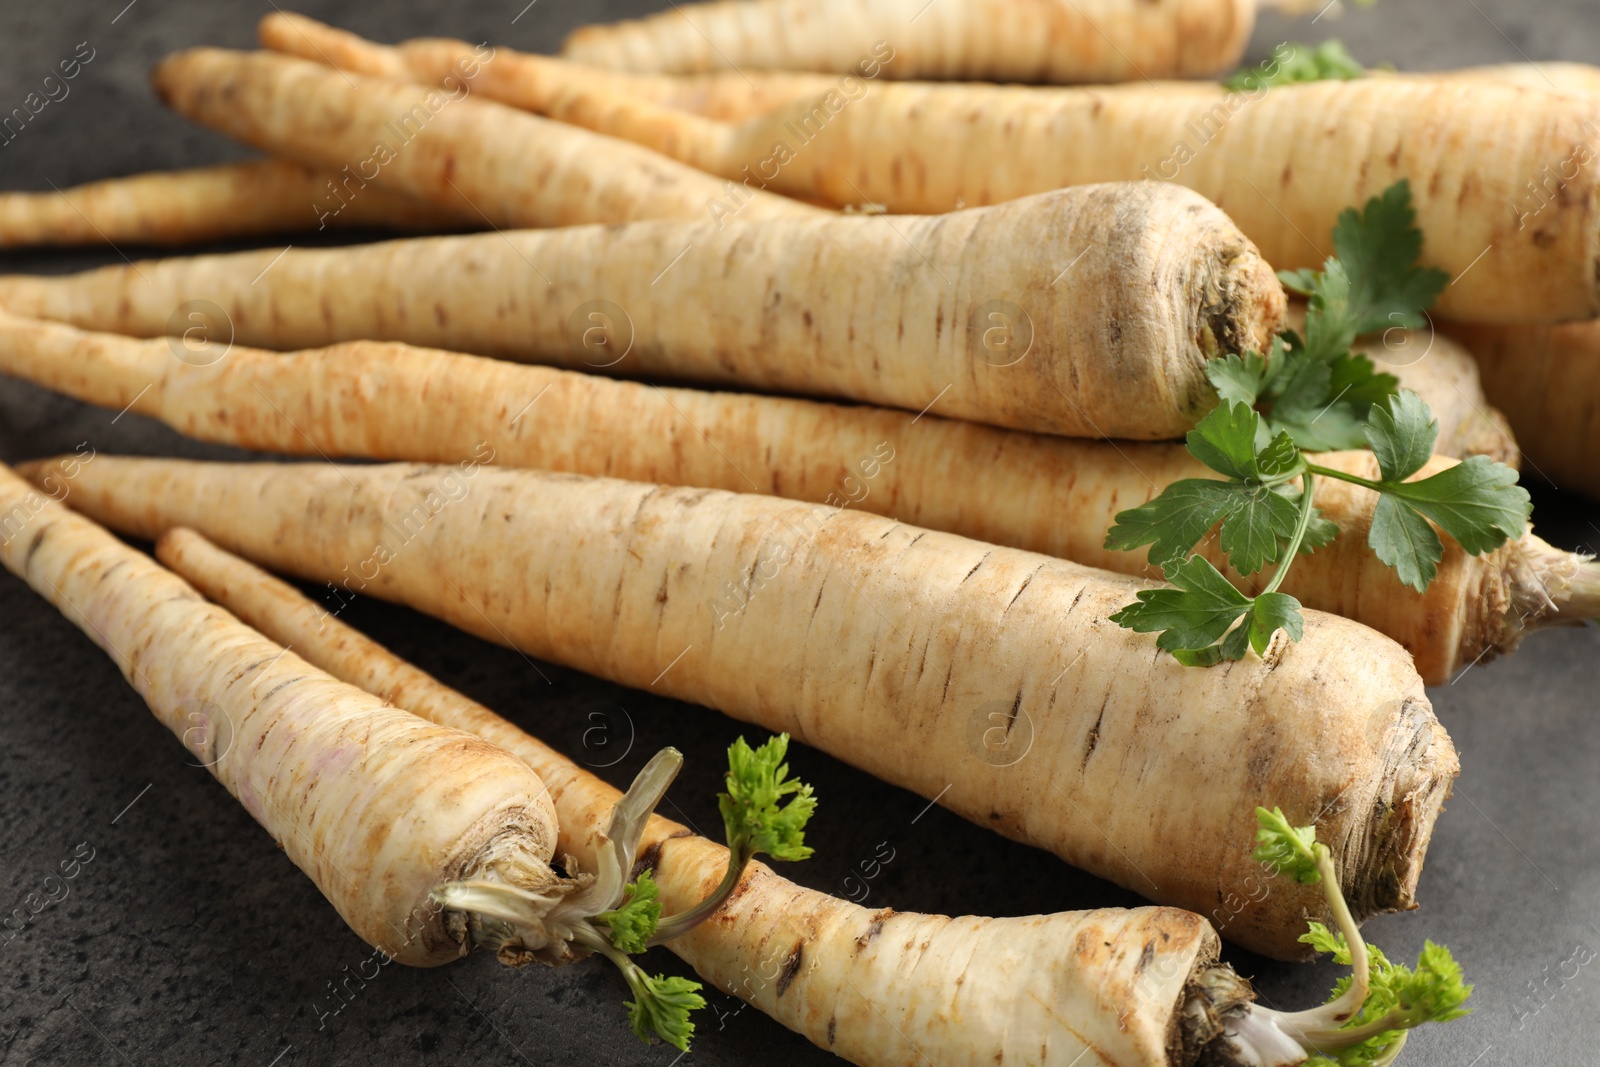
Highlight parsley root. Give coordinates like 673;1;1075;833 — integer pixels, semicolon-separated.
1450;322;1600;502
486;68;1600;323
1;309;1570;685
149;49;819;229
25;455;1459;959
0;463;568;968
153;527;1250;1067
559;0;1264;83
258;13;819;124
0;183;1283;439
0;463;829;1048
0;161;471;249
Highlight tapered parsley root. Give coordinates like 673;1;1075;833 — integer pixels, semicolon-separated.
3;309;1575;686
0;182;1283;439
149;49;819;229
0;464;565;968
559;0;1267;83
158;527;1311;1067
1449;322;1600;502
492;67;1600;323
0;161;472;249
29;456;1459;959
0;464;830;1048
1436;61;1600;95
259;13;841;123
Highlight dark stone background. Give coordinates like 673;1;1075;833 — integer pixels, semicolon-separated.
1;2;1596;1065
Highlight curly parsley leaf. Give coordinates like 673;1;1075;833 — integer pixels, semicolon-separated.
721;734;816;863
625;972;707;1052
1253;806;1322;884
596;870;663;955
1297;927;1473;1065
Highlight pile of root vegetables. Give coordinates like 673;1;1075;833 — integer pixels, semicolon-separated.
3;3;1598;1064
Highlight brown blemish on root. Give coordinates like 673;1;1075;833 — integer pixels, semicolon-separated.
855;909;894;952
775;942;804;997
633;828;695;880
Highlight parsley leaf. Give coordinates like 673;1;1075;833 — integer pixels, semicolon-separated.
625;972;707;1052
1110;556;1252;654
1206;350;1274;407
1297;928;1473;1066
1112;180;1529;665
1222;40;1366;92
1354;392;1532;590
1186;401;1265;481
1107;404;1312;577
1103;479;1241;567
1365;388;1438;482
721;734;816;863
1253;806;1322;884
1331;181;1452;334
1249;591;1305;655
1261;182;1444;450
1380;456;1531;556
1109;557;1305;663
1219;484;1303;577
596;870;663;955
1369;496;1443;592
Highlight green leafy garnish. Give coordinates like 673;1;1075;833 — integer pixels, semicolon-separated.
1233;804;1472;1067
1107;181;1530;665
721;733;817;863
1223;39;1366;93
624;971;707;1052
1252;805;1322;884
1316;391;1531;590
1264;182;1446;449
596;870;663;954
1110;555;1306;665
649;734;817;946
1298;928;1473;1066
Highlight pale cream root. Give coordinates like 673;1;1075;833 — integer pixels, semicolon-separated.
0;160;472;248
154;524;1250;1067
1448;322;1600;500
0;465;560;967
150;49;820;229
25;455;1459;960
0;311;1563;686
559;0;1256;83
0;184;1284;439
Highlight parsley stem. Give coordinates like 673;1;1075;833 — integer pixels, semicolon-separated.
1305;462;1388;493
649;842;753;946
1259;472;1317;597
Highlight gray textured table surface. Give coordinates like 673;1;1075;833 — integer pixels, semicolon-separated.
2;2;1598;1065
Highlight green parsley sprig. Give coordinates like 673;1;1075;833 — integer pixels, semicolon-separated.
1105;181;1531;665
433;736;816;1053
650;733;817;944
1223;39;1367;93
1212;807;1472;1066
